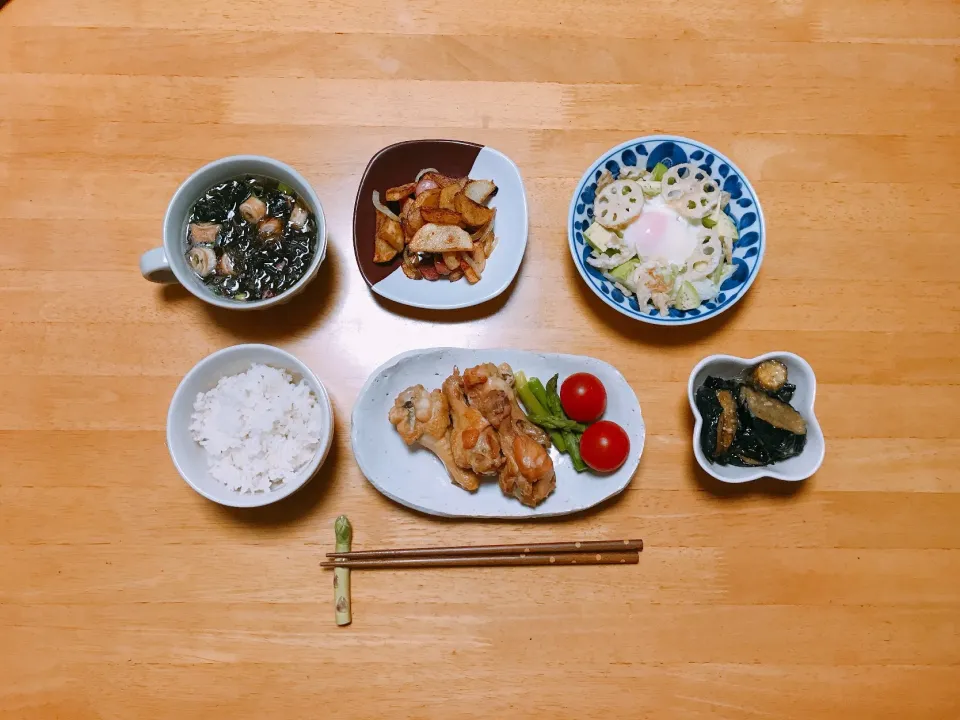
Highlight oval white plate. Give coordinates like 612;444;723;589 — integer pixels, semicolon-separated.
351;348;645;518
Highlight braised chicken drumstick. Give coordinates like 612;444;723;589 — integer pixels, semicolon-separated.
443;369;504;476
388;385;480;492
462;363;556;507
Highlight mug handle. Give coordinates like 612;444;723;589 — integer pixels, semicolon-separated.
140;247;177;284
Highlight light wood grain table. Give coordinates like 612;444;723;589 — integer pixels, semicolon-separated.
2;1;959;717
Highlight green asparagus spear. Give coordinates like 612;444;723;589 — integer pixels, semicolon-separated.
563;431;588;472
526;377;551;411
543;375;571;451
517;371;579;457
651;162;669;181
334;515;352;626
544;374;565;417
526;414;588;432
549;431;566;453
514;371;548;416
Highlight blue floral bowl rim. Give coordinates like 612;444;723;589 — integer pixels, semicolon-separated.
567;134;766;326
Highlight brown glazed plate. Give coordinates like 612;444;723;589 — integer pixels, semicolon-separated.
353;140;528;310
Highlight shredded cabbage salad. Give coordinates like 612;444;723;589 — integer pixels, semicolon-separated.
583;162;739;315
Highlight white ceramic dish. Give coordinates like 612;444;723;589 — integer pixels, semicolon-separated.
353;141;528;310
140;155;327;310
167;344;334;507
687;352;825;483
351;347;645;518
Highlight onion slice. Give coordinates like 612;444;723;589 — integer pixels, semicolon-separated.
372;190;401;222
461;251;483;278
415;167;439;181
483;232;498;258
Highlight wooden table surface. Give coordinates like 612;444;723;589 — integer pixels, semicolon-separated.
2;1;959;717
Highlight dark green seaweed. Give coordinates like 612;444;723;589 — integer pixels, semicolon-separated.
773;383;796;403
696;364;807;467
726;423;771;467
185;175;316;301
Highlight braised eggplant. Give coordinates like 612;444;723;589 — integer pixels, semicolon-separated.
737;385;806;462
715;390;739;456
696;360;807;467
695;376;738;463
748;359;788;393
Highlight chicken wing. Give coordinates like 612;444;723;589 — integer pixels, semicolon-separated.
462;363;511;422
442;369;503;476
388;385;480;492
462;363;556;507
462;362;551;444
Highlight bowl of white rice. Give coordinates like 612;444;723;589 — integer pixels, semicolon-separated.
167;344;334;507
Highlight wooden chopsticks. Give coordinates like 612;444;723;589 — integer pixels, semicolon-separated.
320;539;642;569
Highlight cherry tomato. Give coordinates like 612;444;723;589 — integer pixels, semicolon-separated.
560;373;607;423
579;421;630;473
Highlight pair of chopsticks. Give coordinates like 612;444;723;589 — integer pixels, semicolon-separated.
320;539;643;569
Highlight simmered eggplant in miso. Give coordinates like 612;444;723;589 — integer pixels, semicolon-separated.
185;176;316;301
695;360;807;467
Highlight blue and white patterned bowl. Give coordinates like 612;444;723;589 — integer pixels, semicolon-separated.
568;135;765;326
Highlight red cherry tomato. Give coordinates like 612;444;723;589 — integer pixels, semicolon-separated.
579;421;630;473
560;373;607;423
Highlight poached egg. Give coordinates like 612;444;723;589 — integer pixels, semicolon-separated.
623;194;701;265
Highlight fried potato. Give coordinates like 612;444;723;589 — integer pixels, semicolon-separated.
455;192;496;227
385;182;417;202
409;223;474;253
471;242;487;274
400;198;424;241
376;210;405;253
439;184;461;211
423;172;467;189
459;258;480;284
415;188;441;210
442;252;460;271
463;179;497;204
421;207;465;226
373;235;399;263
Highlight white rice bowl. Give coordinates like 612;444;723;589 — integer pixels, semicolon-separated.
189;364;325;493
167;344;334;508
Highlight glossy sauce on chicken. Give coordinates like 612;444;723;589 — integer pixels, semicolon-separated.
184;175;316;301
388;363;556;508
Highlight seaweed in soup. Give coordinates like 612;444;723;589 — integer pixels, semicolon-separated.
184;175;316;301
190;179;249;224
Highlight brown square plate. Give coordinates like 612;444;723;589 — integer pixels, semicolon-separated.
353;140;528;310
